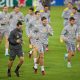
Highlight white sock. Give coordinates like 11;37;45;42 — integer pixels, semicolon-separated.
5;49;8;54
65;53;68;57
34;58;37;64
29;50;33;54
68;62;71;64
41;66;44;71
34;64;38;69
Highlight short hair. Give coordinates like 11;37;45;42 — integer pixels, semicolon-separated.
3;5;8;9
29;7;34;11
17;21;22;26
73;7;78;11
13;5;19;9
68;2;73;4
41;17;47;21
3;5;7;8
69;17;75;21
44;5;48;8
35;11;40;15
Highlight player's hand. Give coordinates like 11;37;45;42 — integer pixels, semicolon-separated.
16;39;21;43
77;36;80;42
60;37;64;43
29;36;32;39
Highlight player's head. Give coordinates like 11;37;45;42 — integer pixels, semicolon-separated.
3;5;8;12
72;7;78;14
17;21;23;30
35;11;41;19
29;7;34;15
41;17;47;26
44;5;49;11
13;6;20;13
67;2;73;9
69;17;75;25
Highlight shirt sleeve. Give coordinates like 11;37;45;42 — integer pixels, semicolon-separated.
48;25;53;36
8;31;17;45
61;27;68;41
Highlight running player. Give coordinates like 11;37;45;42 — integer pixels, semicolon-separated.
0;6;10;56
7;21;24;77
61;17;78;68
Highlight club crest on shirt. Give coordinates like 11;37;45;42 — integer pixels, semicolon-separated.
17;35;19;38
43;27;47;32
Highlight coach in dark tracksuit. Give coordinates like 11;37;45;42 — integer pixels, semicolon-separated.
7;21;24;77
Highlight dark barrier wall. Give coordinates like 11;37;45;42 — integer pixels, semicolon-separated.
0;0;32;7
0;0;64;7
26;0;32;6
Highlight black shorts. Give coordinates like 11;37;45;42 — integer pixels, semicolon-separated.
9;49;23;61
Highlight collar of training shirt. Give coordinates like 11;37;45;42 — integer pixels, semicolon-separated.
16;28;22;32
3;11;8;14
70;24;74;27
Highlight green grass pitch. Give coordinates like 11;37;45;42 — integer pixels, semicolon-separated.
0;6;80;80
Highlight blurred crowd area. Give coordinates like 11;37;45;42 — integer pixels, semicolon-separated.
0;0;80;8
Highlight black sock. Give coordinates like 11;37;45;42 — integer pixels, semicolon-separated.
15;65;21;71
8;69;11;73
46;45;48;47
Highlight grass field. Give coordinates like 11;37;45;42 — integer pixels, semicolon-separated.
0;6;80;80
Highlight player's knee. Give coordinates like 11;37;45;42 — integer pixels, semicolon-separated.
34;48;37;52
9;57;15;61
68;51;74;56
72;53;75;56
68;51;72;54
20;57;24;64
33;46;38;51
40;53;44;59
72;54;74;56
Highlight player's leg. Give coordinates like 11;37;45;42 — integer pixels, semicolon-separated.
4;31;9;56
37;43;45;75
39;53;45;75
7;50;16;77
67;50;72;68
15;52;24;77
77;35;80;51
67;43;75;68
65;43;72;68
33;46;38;73
28;38;33;58
7;60;14;77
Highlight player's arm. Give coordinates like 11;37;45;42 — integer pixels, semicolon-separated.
26;21;32;38
76;26;79;41
25;15;29;36
8;31;18;45
0;14;8;24
60;27;68;43
25;15;29;25
18;13;24;22
62;8;68;18
8;31;22;45
47;25;53;36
